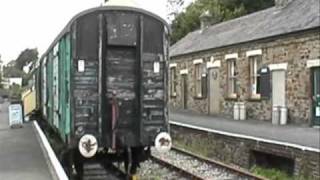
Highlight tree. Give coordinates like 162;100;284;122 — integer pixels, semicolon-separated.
170;0;274;44
166;0;185;21
14;48;38;70
2;48;38;88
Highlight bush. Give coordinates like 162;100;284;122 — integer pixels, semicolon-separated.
9;84;22;99
251;166;312;180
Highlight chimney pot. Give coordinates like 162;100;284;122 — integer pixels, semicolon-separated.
199;11;219;30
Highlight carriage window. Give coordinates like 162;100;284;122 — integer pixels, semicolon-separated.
77;14;98;59
143;16;163;54
106;13;137;46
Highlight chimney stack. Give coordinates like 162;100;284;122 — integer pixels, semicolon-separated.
200;10;220;31
275;0;293;8
200;11;212;30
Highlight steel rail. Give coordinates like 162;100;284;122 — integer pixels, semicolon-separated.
172;146;267;180
150;155;205;180
83;162;128;180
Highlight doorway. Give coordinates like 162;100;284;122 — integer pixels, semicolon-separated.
272;70;286;107
311;67;320;126
208;68;220;115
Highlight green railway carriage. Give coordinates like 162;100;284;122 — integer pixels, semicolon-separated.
34;5;171;178
38;35;72;141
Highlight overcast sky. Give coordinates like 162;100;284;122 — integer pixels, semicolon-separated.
0;0;192;64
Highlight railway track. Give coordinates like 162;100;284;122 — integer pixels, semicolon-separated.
151;147;267;180
74;147;267;180
175;147;266;179
83;163;127;180
149;155;204;180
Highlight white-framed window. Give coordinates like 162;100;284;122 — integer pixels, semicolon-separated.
227;58;237;98
170;66;177;97
249;55;262;98
193;58;207;98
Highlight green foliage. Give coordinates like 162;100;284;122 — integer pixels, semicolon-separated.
251;166;312;180
14;48;38;70
9;84;22;99
3;66;26;78
251;166;291;179
0;88;9;97
170;0;274;44
2;48;38;87
167;0;185;20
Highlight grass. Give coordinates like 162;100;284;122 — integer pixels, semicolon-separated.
250;166;313;180
251;166;291;180
174;140;315;180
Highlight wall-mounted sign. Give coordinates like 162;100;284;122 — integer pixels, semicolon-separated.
154;61;160;73
260;68;268;73
78;60;85;72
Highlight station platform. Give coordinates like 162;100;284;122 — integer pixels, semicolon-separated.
0;102;67;180
169;110;320;151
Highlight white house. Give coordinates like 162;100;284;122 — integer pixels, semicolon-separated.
2;77;23;88
8;77;22;86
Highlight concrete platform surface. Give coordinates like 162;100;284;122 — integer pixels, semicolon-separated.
170;111;320;150
0;102;53;180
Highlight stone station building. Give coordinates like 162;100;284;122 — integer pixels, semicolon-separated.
169;0;320;126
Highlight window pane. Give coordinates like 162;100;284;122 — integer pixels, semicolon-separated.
249;55;262;96
195;64;203;96
233;77;236;94
228;77;232;95
170;67;176;95
227;60;236;95
173;68;176;93
257;76;261;94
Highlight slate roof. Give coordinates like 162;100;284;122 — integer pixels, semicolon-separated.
170;0;320;57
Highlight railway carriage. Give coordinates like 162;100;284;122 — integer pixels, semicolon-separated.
30;5;171;179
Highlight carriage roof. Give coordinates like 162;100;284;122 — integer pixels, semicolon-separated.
40;6;170;61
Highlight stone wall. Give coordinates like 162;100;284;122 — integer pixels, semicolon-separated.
171;124;320;179
169;29;320;125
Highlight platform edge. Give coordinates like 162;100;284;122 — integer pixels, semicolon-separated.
33;121;69;180
170;121;320;153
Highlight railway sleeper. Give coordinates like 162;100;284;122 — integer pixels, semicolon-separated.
61;147;150;180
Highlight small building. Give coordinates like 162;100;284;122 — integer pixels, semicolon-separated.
2;77;23;88
169;0;320;126
8;77;22;86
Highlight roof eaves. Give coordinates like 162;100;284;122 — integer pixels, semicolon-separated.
170;26;320;58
